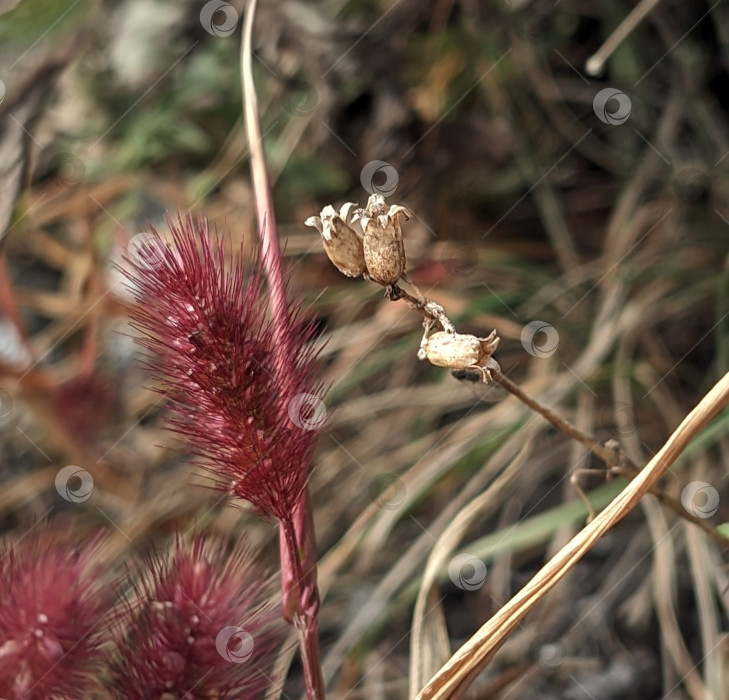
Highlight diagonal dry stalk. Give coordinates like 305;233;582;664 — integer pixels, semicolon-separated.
415;371;729;699
492;369;729;547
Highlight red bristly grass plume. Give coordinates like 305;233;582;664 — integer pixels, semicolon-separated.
125;215;322;520
0;525;110;699
112;535;282;698
124;214;326;696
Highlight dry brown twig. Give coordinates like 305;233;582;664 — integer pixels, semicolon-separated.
308;195;729;537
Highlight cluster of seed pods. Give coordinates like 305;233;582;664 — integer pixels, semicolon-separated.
306;195;500;382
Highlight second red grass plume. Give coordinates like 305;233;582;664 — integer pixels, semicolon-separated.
0;528;110;699
112;536;282;698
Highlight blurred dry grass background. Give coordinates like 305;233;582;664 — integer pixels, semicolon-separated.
2;0;729;697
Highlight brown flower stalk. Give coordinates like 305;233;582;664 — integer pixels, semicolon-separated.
308;190;729;699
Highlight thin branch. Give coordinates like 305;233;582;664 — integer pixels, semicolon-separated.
389;281;456;333
491;368;729;548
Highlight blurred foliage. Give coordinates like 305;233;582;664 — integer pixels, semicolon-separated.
0;0;96;44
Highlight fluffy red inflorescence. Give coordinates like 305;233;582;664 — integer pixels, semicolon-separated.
125;215;323;520
112;536;282;698
0;528;110;699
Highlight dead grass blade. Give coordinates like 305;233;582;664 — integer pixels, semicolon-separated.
416;371;729;700
408;439;534;699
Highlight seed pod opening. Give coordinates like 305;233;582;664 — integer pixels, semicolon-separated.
306;203;367;278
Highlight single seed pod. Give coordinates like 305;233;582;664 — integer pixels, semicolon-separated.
421;330;501;382
359;194;410;286
305;203;367;278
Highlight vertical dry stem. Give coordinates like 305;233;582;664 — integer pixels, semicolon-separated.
281;518;326;699
241;2;324;696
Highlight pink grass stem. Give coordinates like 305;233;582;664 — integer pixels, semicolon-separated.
241;2;324;696
281;517;326;699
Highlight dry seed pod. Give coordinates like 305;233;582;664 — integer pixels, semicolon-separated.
305;204;367;278
358;194;410;286
420;330;501;382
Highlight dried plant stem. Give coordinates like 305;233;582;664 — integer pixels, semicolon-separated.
389;281;456;333
281;518;326;699
611;465;729;547
585;0;666;76
417;371;729;699
241;3;324;697
491;368;729;547
383;278;727;546
492;370;615;461
241;4;289;346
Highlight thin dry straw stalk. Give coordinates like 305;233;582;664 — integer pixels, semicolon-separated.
416;371;729;700
584;0;665;76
